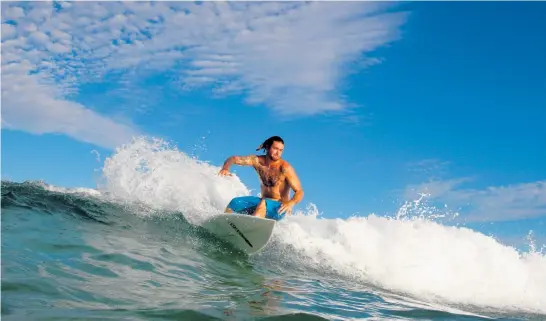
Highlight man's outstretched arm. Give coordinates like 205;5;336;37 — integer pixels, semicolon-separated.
219;155;256;176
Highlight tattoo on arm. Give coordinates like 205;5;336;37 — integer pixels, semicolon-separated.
233;155;256;166
222;155;255;172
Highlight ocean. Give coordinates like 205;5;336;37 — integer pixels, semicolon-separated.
2;138;546;320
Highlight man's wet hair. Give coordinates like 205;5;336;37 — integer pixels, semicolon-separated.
256;136;284;152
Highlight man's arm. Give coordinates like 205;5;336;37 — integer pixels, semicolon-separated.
278;164;304;214
285;164;304;204
219;155;257;176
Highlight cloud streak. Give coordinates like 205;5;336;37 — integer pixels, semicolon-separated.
405;178;546;222
2;1;407;147
1;61;137;149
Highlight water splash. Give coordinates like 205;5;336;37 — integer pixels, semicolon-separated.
395;192;459;222
527;230;546;255
189;132;210;160
98;136;250;223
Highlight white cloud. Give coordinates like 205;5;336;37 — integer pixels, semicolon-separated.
404;178;546;222
2;2;406;147
1;60;137;149
1;2;139;148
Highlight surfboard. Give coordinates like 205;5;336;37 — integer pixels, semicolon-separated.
201;213;276;255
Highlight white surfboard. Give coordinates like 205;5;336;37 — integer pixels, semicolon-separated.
201;213;276;255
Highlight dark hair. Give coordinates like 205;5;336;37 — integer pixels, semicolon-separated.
256;136;284;152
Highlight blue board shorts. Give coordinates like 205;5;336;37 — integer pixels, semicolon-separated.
226;196;285;221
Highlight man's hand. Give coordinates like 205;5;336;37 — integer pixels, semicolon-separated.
218;168;232;176
278;201;295;215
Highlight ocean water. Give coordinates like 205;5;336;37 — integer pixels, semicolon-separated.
2;138;546;321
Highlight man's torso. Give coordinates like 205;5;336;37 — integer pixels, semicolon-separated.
252;156;290;201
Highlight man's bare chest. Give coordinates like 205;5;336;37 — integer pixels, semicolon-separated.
255;164;285;188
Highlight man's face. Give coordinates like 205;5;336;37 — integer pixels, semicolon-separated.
267;141;284;161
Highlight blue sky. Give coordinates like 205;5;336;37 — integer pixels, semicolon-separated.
2;1;545;241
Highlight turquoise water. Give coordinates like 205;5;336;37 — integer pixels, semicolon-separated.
2;180;545;320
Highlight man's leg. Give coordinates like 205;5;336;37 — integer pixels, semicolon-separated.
252;199;267;218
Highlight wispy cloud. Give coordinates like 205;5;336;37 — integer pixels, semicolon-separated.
1;2;139;149
404;178;546;222
407;158;452;179
2;1;407;147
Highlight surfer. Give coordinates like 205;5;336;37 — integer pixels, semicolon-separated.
218;136;304;220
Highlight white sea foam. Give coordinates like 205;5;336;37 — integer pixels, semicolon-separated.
98;136;250;222
89;136;546;314
275;211;546;314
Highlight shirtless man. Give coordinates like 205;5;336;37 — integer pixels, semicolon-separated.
218;136;304;220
